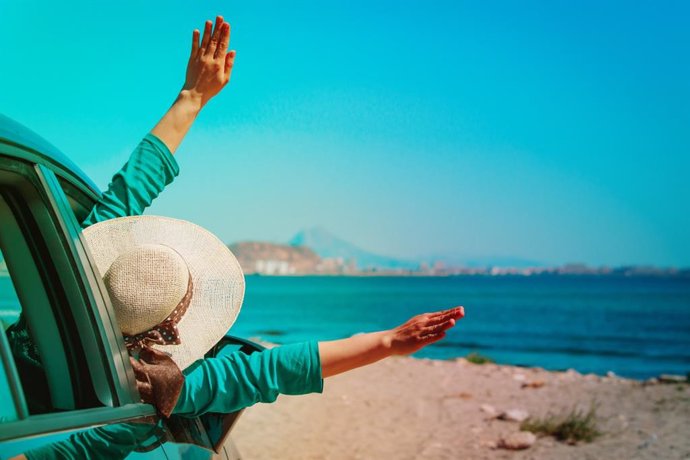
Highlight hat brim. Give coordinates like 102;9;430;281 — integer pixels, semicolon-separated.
83;215;245;370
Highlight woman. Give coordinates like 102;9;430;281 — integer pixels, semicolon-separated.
12;12;465;425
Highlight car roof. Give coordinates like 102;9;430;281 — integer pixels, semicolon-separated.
0;113;100;196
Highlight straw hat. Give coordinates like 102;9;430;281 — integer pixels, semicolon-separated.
83;215;245;370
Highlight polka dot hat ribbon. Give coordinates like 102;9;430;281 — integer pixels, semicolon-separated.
123;275;193;417
124;276;193;350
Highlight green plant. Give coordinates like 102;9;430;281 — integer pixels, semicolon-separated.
465;352;494;365
521;406;602;444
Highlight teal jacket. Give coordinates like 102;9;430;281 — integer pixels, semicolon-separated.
81;134;323;415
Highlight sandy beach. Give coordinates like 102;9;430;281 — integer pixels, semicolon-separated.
233;356;690;459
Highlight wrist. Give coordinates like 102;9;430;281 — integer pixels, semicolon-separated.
378;330;396;356
175;90;205;114
149;90;204;154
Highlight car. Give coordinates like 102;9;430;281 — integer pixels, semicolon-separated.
0;113;262;459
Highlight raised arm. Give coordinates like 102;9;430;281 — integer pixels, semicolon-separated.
82;16;236;227
151;15;236;153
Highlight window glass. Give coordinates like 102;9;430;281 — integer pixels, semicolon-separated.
0;168;177;457
0;370;18;423
0;173;97;414
0;249;21;330
0;248;21;423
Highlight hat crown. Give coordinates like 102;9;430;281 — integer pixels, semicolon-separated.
104;244;190;335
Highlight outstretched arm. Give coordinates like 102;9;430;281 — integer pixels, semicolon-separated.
173;307;465;416
151;15;236;153
319;306;464;377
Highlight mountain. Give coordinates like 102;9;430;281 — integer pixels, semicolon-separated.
290;228;545;270
229;241;320;275
289;227;418;270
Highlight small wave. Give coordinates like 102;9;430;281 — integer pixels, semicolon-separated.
433;340;690;362
467;330;690;347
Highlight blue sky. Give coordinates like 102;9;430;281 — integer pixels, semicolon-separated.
1;1;688;266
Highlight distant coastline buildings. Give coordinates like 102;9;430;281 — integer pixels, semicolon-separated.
228;241;689;278
229;241;358;275
1;241;685;278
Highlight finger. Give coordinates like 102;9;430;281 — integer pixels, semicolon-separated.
200;20;213;53
420;319;456;336
206;15;224;56
129;356;146;377
224;50;236;81
420;331;446;346
428;308;458;320
428;307;464;324
441;306;465;319
190;29;200;57
446;306;464;317
215;22;230;59
425;314;455;327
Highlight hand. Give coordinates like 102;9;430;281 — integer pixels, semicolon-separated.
151;16;236;153
183;16;236;107
383;306;464;356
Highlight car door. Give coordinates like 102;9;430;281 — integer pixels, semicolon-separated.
0;148;220;458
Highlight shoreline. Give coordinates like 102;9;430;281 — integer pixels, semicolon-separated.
424;356;688;384
243;272;690;279
250;338;688;383
233;355;690;459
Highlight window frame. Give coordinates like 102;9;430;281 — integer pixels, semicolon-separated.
0;176;77;412
0;150;157;441
37;164;141;404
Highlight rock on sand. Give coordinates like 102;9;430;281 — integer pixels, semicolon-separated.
498;431;537;450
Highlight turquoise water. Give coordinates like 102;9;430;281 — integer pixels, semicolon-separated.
2;275;689;379
230;275;690;379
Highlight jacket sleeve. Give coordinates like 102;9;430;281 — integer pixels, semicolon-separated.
81;133;179;228
173;341;324;416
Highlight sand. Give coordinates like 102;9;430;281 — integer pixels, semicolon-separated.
232;357;690;459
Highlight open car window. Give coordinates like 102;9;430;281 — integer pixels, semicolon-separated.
0;182;84;414
0;247;24;424
0;156;128;428
0;250;21;330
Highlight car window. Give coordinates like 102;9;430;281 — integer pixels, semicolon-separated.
0;249;21;330
50;174;144;408
0;248;22;423
0;162;108;416
0;193;55;418
0;162;183;458
0;359;19;424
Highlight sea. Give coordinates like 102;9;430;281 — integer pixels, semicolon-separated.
2;275;690;380
230;275;690;380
